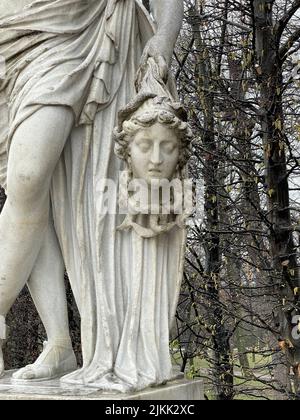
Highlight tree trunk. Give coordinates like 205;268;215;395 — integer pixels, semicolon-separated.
252;0;300;394
190;3;234;400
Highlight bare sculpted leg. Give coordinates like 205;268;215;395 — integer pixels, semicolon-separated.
12;216;77;381
0;106;76;380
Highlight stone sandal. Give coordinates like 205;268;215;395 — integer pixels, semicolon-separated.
12;339;77;383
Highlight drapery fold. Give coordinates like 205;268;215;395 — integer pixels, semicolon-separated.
0;0;185;391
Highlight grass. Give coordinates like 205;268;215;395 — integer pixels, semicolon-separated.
172;350;275;400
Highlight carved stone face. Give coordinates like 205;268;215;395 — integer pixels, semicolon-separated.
130;123;180;184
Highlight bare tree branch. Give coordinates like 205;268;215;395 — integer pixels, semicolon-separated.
277;0;300;39
280;27;300;60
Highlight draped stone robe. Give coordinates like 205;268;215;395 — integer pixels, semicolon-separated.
0;0;185;391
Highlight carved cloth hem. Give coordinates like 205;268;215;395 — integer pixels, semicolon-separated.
0;0;186;392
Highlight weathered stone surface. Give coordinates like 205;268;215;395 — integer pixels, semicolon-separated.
0;0;189;394
0;372;204;401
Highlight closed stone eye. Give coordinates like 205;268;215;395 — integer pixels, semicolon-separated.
162;142;178;154
138;142;151;152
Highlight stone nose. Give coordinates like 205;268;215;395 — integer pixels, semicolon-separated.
150;143;163;166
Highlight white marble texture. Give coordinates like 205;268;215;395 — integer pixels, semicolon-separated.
0;371;204;401
0;0;187;392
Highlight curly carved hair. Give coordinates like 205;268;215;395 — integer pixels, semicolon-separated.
114;98;192;171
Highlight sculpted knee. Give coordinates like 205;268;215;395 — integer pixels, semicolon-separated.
7;164;47;203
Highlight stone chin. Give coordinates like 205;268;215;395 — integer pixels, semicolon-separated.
143;171;171;183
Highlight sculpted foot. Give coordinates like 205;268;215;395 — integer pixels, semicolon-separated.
12;339;77;382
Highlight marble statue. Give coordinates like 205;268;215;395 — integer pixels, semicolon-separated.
0;0;188;392
115;58;192;239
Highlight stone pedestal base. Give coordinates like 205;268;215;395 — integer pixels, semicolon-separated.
0;371;204;400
